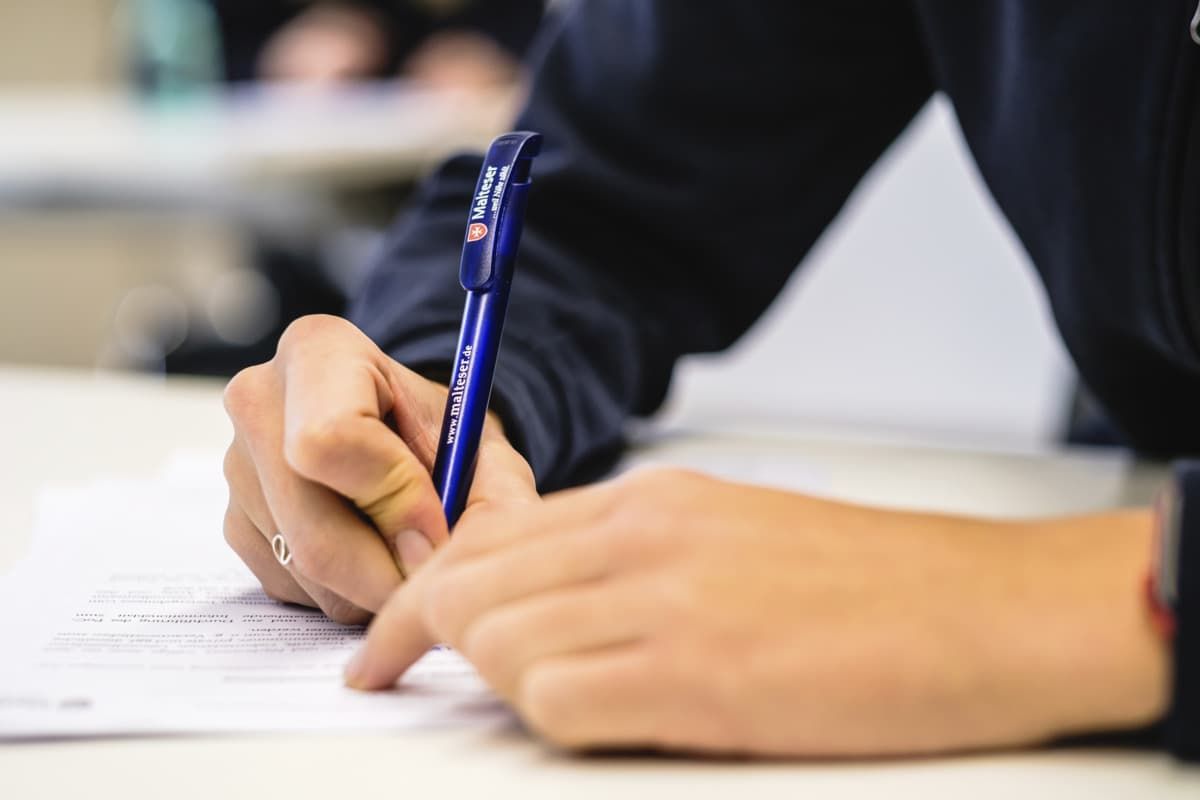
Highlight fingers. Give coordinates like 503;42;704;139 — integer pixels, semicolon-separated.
458;580;648;700
221;314;546;640
222;502;312;607
224;440;371;622
344;566;437;689
339;477;699;754
223;439;278;539
346;489;621;691
254;425;405;613
225;361;404;614
445;479;616;563
519;646;661;751
422;525;614;647
279;332;449;563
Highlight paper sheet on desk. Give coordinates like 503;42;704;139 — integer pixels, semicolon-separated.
0;443;830;739
0;454;510;739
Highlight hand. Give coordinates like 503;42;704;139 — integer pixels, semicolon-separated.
221;314;537;624
344;468;1168;756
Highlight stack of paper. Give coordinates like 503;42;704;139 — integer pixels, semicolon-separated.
0;451;510;739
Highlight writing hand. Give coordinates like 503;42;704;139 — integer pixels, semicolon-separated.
221;314;536;624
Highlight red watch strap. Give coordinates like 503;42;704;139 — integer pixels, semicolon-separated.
1146;572;1177;640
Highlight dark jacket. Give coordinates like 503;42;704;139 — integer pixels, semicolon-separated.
352;1;1200;490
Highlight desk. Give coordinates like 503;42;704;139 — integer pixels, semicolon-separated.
0;85;520;370
1;365;1196;799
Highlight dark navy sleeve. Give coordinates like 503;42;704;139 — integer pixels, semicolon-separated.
350;1;934;490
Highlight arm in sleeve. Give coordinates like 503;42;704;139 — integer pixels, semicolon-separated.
350;1;934;489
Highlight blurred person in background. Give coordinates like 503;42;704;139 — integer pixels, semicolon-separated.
213;0;544;89
143;0;546;376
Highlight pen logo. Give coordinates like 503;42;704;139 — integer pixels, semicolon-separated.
467;223;488;243
445;344;473;446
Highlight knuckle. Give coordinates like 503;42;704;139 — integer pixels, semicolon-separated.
566;525;617;581
322;598;370;627
276;314;350;356
459;618;509;684
221;507;245;552
222;364;269;421
284;416;357;481
223;512;273;585
358;460;427;520
655;569;703;622
519;667;587;749
486;438;536;483
221;442;248;489
259;579;304;608
421;571;466;642
625;466;708;500
607;468;710;554
600;486;661;553
221;446;237;486
287;535;340;586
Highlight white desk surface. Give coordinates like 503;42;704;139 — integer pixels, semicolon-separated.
0;85;518;198
1;364;1196;798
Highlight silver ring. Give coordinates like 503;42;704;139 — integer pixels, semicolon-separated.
271;533;293;566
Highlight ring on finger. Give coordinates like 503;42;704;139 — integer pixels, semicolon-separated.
271;532;293;566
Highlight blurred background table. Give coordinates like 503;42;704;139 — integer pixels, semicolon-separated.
0;83;517;373
0;85;517;199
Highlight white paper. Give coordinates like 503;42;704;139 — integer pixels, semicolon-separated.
0;453;511;739
0;444;829;740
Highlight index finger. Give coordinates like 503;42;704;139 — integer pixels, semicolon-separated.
343;483;618;690
344;565;437;690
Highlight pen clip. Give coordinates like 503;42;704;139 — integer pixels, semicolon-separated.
459;131;543;292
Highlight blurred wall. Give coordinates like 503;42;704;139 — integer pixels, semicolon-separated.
0;0;238;370
0;214;240;368
0;1;123;87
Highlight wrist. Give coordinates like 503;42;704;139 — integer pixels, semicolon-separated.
1153;461;1200;760
1016;510;1169;738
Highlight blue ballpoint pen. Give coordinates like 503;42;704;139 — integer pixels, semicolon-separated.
431;131;542;527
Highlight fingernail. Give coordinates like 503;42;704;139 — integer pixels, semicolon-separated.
344;647;368;688
396;528;434;573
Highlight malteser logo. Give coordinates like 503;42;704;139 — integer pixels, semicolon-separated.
467;223;488;242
